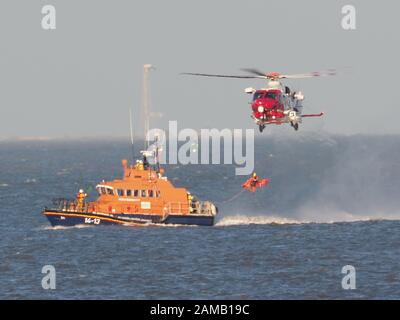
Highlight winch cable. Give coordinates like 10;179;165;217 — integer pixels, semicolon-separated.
221;189;246;204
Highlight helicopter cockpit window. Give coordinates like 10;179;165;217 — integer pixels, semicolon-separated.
265;92;277;100
253;92;264;101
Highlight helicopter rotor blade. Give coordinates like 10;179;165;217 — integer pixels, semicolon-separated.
181;72;266;79
240;68;268;77
280;69;337;79
181;69;337;80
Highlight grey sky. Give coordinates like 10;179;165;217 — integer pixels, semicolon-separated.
0;0;399;138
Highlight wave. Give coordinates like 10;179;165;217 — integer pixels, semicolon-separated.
24;178;37;184
215;215;303;226
215;213;399;226
40;224;93;230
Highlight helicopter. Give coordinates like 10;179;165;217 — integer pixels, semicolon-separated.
182;68;336;132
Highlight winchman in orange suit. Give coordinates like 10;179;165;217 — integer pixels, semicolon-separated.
242;172;269;193
250;172;258;188
76;189;87;211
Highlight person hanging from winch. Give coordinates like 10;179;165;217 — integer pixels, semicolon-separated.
242;172;269;193
250;172;258;187
76;189;87;211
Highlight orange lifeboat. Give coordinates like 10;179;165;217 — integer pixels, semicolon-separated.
42;158;218;227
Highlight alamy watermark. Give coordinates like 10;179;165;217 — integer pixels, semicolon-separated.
41;5;56;30
41;265;56;290
341;265;356;290
341;5;356;30
41;4;357;32
145;121;254;176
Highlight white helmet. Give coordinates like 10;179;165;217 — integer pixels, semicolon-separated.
79;189;84;193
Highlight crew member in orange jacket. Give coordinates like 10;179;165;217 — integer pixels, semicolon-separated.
76;189;87;211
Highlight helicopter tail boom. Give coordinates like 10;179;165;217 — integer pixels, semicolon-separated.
301;112;324;118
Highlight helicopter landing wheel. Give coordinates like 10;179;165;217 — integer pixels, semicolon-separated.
259;124;265;132
293;123;299;131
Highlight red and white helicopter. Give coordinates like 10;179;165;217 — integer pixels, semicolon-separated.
182;68;336;132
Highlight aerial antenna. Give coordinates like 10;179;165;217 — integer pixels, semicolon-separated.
143;64;156;150
129;107;135;163
154;134;160;173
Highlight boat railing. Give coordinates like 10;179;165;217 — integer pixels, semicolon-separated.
50;198;94;213
163;201;215;215
164;202;192;215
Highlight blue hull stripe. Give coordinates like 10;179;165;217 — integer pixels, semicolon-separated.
43;210;215;227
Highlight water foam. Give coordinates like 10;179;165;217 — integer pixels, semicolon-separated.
41;224;93;230
215;212;400;226
215;215;303;226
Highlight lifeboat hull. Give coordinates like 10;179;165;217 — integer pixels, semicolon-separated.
43;209;215;227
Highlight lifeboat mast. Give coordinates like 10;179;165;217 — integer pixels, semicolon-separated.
141;64;162;173
143;64;155;150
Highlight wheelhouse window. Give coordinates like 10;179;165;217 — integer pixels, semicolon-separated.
126;189;132;197
148;190;154;198
101;187;106;195
133;190;139;197
156;190;161;197
141;190;147;197
117;189;124;197
107;188;114;195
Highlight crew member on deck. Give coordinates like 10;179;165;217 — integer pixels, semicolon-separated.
76;189;87;211
187;192;194;213
143;156;150;170
134;160;144;170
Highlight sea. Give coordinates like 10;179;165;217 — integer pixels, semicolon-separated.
1;133;400;299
